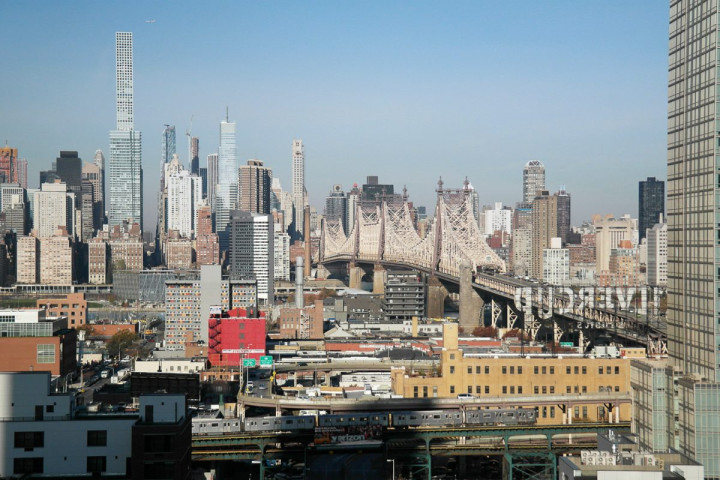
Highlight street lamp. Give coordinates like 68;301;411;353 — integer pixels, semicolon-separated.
387;459;395;480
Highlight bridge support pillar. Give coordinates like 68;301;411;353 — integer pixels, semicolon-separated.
372;264;386;296
348;263;363;290
426;276;448;319
459;263;484;330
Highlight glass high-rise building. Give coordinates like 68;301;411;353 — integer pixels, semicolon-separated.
638;177;664;241
664;1;720;475
162;125;176;166
108;32;143;231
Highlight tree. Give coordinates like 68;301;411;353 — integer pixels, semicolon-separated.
106;330;138;359
471;326;498;338
76;324;95;338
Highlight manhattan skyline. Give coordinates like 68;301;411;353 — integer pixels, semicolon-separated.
0;1;668;227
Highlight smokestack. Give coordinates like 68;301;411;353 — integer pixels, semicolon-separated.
295;256;304;308
304;206;311;277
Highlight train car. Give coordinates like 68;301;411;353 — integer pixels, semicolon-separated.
244;415;316;432
391;410;463;428
464;408;537;427
192;417;243;436
318;412;389;428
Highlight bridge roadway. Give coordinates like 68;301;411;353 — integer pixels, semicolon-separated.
333;256;666;352
239;392;630;417
192;422;631;480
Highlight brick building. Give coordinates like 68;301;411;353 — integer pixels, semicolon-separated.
208;307;266;366
36;292;88;328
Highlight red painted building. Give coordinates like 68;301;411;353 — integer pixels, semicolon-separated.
208;307;266;367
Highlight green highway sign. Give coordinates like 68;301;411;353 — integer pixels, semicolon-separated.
560;342;574;348
260;355;273;366
243;359;256;367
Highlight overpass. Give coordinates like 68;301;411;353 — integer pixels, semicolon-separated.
320;181;666;353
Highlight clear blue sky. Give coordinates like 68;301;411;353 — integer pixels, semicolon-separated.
0;1;669;229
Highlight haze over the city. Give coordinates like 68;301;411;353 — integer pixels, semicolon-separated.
0;1;668;227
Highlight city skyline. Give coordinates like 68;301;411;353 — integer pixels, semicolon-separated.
0;1;668;228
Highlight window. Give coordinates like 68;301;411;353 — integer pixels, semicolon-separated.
510;386;515;394
534;386;539;394
87;430;107;447
475;366;481;374
606;366;611;375
485;366;489;374
582;406;588;418
615;386;620;392
550;386;555;394
582;386;587;393
518;386;522;394
450;366;455;374
467;386;472;394
484;386;489;394
599;367;603;375
566;366;571;374
476;385;482;394
502;386;507;394
433;386;438;397
14;432;44;449
550;406;555;418
542;366;546;374
423;386;428;398
450;386;455;394
534;366;539;374
502;366;507;374
615;366;620;374
574;407;579;418
574;386;579;393
14;458;42;474
468;367;472;374
542;386;547;394
542;406;547;418
582;366;587;374
574;366;579;374
413;386;418;398
87;456;107;473
36;344;55;364
518;366;522;374
566;386;571;393
550;367;554;375
510;366;515;374
449;354;455;360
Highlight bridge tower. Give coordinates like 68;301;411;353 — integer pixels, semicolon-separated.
459;261;484;330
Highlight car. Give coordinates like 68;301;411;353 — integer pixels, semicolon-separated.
297;362;308;367
258;385;268;390
457;393;475;400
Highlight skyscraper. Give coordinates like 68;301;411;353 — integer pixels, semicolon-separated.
229;210;274;305
17;158;27;189
638;177;664;241
108;32;143;231
55;151;82;208
162;125;176;166
530;191;557;280
291;139;306;238
556;188;571;245
166;170;202;239
325;184;348;233
207;153;218;213
215;115;237;249
238;159;272;214
664;1;720;474
190;136;200;175
522;160;545;204
0;145;18;184
93;150;104;221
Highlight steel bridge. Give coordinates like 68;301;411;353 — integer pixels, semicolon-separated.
192;422;630;480
319;180;666;353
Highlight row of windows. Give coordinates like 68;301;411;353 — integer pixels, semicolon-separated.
450;365;621;376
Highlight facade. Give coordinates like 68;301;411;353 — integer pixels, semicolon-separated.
325;184;347;233
238;159;272;214
522;160;545;203
646;220;667;287
190;136;199;175
167;170;202;238
483;202;512;237
206;153;218;214
542;237;570;285
16;235;38;284
0;183;26;234
38;234;73;285
215;118;237;249
88;238;108;284
17;158;27;189
0;145;18;184
36;293;87;328
273;227;290;281
33;182;75;239
55;151;82;207
291;139;306;237
82;162;103;233
278;299;324;339
207;307;266;366
556;189;571;244
384;270;426;321
392;324;631;424
639;177;665;241
163;234;193;270
631;359;673;453
108;32;143;231
164;266;257;350
530;191;557;280
161;124;176;166
593;214;637;274
228;211;274;304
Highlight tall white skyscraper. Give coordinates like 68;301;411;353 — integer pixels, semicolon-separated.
522;160;545;203
167;170;202;239
215;115;237;248
108;32;143;231
229;211;274;304
291;139;306;238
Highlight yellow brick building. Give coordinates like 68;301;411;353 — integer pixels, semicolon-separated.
391;323;632;424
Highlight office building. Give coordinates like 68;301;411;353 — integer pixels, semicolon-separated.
0;145;18;184
384;270;426;322
36;292;87;328
273;227;290;281
55;151;82;209
483;202;512;237
542;237;570;285
593;214;637;274
93;149;104;210
556;188;571;244
291;139;306;238
325;184;348;233
16;235;39;284
163;233;193;270
88;237;108;284
82;162;103;232
17;158;27;189
108;32;143;231
0;183;26;234
639;177;665;241
206;153;218;212
278;299;324;339
39;231;73;285
522;160;545;203
167;170;202;239
346;183;360;233
195;203;219;265
647;219;667;287
238;159;272;214
215;117;237;249
228;211;274;304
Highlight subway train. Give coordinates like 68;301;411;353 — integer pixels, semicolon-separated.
192;407;536;436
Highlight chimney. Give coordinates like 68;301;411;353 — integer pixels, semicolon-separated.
304;206;311;277
295;256;304;308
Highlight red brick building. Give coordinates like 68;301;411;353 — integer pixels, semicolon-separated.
36;292;88;328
